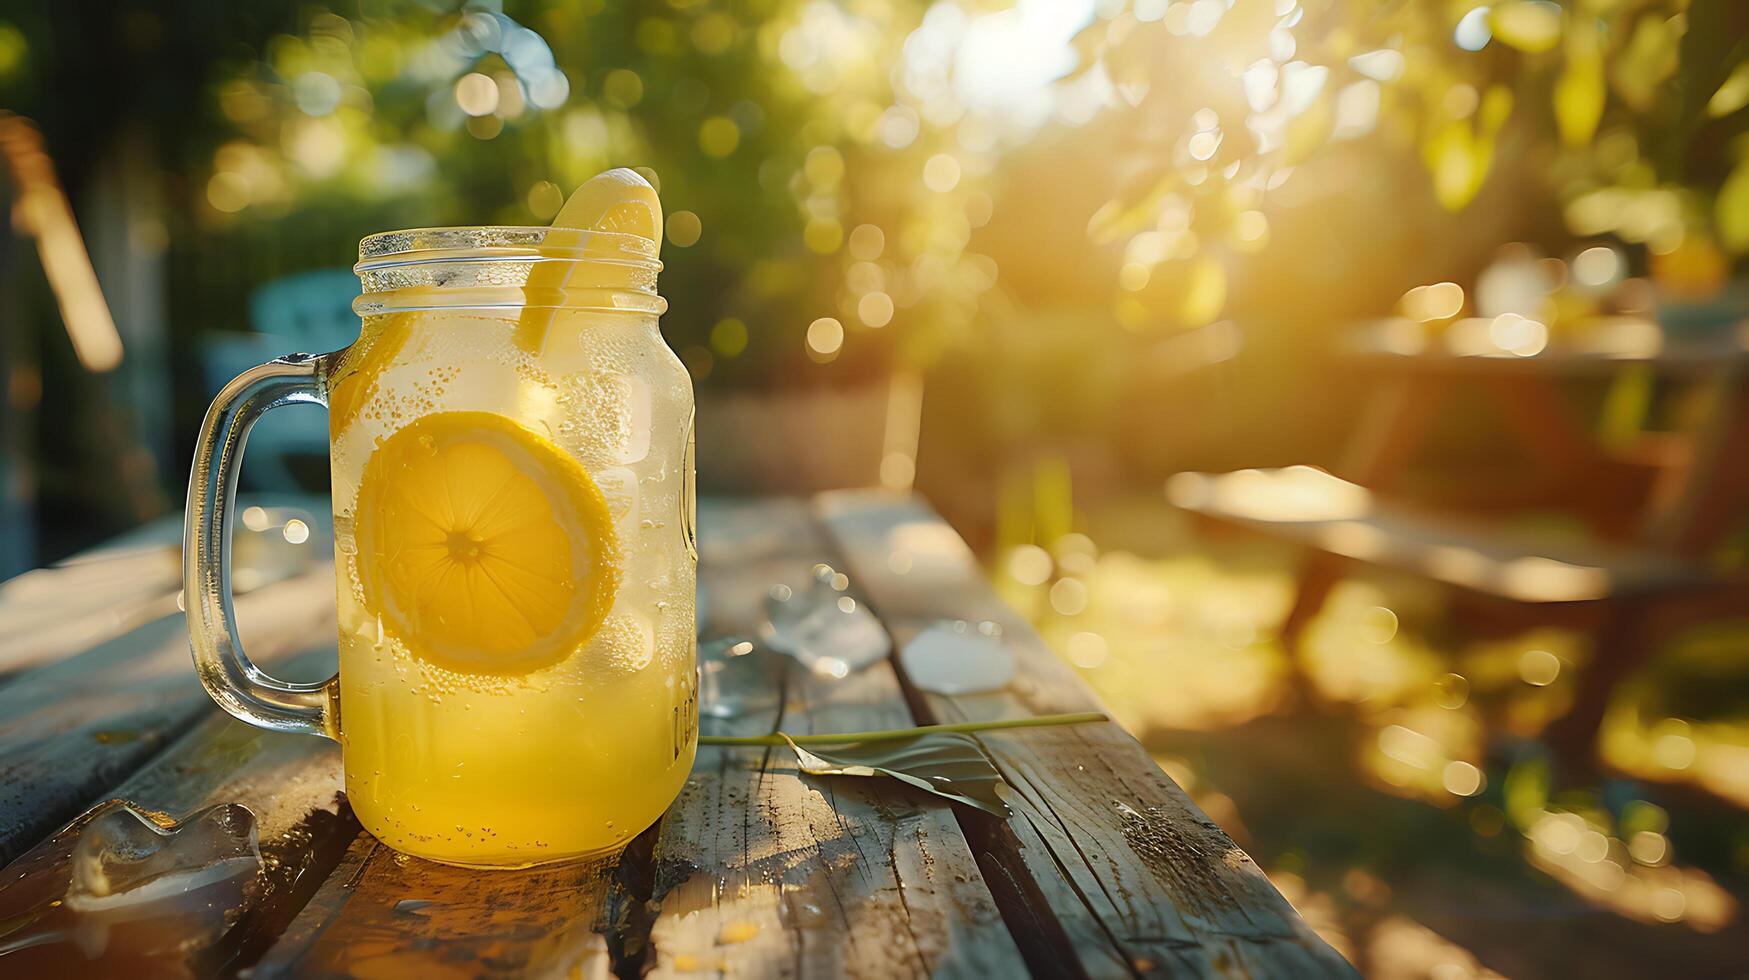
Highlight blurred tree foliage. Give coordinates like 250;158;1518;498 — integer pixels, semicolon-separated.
6;0;1017;388
95;0;1008;389
9;0;1749;510
14;0;1745;387
1073;0;1749;333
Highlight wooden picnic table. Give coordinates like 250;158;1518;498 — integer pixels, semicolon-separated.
0;493;1350;978
1339;316;1749;548
1172;316;1749;767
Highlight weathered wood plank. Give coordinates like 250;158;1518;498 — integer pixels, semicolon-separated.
0;652;356;976
816;490;1357;979
630;497;1023;979
0;544;182;677
0;496;328;678
0;568;337;865
251;833;629;978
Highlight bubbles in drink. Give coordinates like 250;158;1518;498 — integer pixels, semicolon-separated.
588;611;654;674
556;371;650;466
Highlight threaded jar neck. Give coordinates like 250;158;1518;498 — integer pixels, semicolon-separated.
353;226;665;316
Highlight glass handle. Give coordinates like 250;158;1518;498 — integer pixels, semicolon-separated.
184;352;340;740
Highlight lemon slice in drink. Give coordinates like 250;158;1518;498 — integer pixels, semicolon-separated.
353;411;621;674
513;168;662;355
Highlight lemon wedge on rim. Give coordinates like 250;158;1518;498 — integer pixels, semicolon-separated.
353;411;621;674
513;168;662;356
552;167;663;241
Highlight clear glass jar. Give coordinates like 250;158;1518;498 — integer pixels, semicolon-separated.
185;226;696;868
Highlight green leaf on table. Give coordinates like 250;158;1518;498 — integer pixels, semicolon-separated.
780;732;1011;817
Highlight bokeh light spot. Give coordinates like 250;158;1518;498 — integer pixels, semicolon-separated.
1573;245;1624;287
1049;577;1089;616
465;114;503;140
1359;606;1399;644
699;116;739;157
710;317;748;358
1442;761;1483;797
857;291;894;328
692;13;737;54
1488;313;1548;356
804;218;843;253
680;345;713;380
1455;6;1493;51
848;224;885;261
1434;672;1470;709
1401;282;1466;321
527;180;563;220
454;72;499;116
1235;210;1269;244
1067;631;1109;669
603;68;644;107
879;451;915;488
923;153;962;192
804;145;844;187
667;210;703;247
806;317;844;362
1007;544;1052;585
207;172;250;213
1518;648;1561;686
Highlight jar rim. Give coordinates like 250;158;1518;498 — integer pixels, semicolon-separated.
355;225;659;271
353;225;663;315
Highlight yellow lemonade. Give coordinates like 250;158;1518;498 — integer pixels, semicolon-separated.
327;173;696;867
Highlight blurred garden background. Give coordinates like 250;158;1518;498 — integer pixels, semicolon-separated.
6;0;1749;974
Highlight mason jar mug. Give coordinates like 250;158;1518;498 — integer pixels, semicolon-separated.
184;225;697;867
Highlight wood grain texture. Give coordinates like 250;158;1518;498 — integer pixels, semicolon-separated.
0;568;337;866
112;670;357;973
0;651;355;976
252;833;629;978
0;495;330;679
630;497;1023;979
815;490;1358;979
0;544;182;677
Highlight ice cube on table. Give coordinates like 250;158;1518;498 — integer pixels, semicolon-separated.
68;801;260;909
58;800;262;958
761;564;890;678
898;620;1015;695
699;636;784;718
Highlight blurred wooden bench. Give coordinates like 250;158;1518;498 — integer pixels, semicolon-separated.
1169;465;1746;764
1168;319;1749;768
1168;467;1710;603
